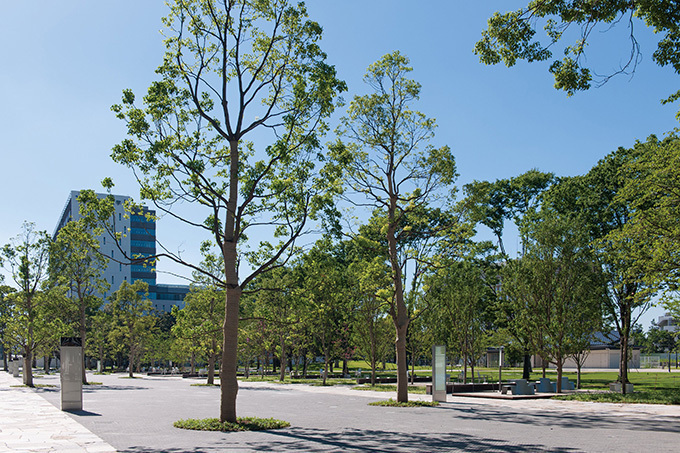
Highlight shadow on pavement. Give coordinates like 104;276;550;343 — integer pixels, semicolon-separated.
66;409;102;417
119;427;579;452
439;403;680;434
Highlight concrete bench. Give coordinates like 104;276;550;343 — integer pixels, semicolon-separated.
561;377;575;391
536;377;555;393
501;379;535;395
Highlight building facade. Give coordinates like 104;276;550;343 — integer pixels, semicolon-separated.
657;313;679;332
54;191;188;312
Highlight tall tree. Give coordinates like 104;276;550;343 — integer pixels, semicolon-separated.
50;220;109;384
475;0;680;105
335;51;457;402
547;151;655;391
103;0;345;422
1;223;66;386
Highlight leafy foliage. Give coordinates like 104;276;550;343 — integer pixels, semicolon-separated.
475;0;680;102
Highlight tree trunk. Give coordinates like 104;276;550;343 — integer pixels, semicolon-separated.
576;361;582;389
369;322;377;385
279;335;286;382
395;323;408;401
556;356;563;393
128;349;135;378
207;349;216;385
463;352;468;384
323;338;329;386
522;352;531;380
81;306;88;384
619;315;630;394
23;349;34;387
387;217;409;402
410;357;415;385
219;283;241;423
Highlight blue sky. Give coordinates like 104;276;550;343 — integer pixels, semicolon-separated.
1;1;677;329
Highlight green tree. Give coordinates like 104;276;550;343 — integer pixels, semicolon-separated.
103;0;345;422
464;170;554;257
612;133;680;290
335;51;457;402
349;253;393;385
428;259;494;384
298;239;354;385
1;223;68;386
107;280;157;378
0;283;15;372
87;310;114;372
502;210;605;392
548;150;655;391
475;1;680;104
173;286;224;384
247;267;302;382
50;220;109;383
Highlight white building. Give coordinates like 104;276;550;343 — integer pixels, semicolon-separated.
54;191;188;312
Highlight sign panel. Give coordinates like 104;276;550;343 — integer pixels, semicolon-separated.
432;345;446;402
60;338;83;411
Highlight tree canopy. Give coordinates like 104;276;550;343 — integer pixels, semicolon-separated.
475;0;680;104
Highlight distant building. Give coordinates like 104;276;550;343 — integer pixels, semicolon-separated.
54;191;188;312
528;332;641;370
657;313;679;333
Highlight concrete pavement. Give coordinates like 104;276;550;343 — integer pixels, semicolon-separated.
2;370;680;452
0;371;115;452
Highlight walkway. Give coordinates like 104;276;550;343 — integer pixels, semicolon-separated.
0;371;115;452
2;370;680;452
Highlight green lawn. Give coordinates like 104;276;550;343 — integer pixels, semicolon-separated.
235;365;680;405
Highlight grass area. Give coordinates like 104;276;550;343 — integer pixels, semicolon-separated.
191;383;220;387
174;417;290;432
369;398;439;407
352;384;427;394
555;390;680;405
10;384;57;388
237;365;680;405
84;382;102;385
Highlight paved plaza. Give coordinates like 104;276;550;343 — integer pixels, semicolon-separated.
1;370;679;452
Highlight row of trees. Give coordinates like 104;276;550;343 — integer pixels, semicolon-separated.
0;220;161;386
2;129;679;396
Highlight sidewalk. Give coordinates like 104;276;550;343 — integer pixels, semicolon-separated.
0;371;116;453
